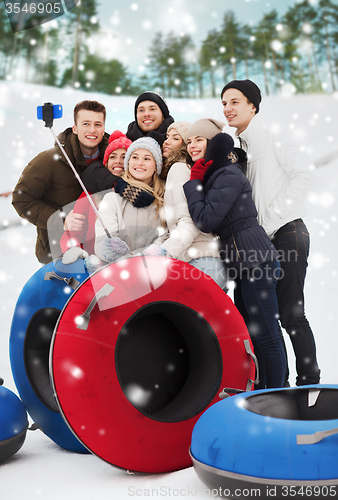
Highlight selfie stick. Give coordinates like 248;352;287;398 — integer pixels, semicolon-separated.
41;103;111;239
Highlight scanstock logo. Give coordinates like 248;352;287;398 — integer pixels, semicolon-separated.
3;0;80;33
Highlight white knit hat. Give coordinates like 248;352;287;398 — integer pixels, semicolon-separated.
124;137;163;175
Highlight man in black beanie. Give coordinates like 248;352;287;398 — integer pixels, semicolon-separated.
221;79;320;388
221;79;261;132
126;91;174;142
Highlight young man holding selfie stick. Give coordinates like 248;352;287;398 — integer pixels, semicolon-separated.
12;100;114;264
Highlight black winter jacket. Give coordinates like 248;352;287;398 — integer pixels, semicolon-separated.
183;134;278;272
81;160;119;194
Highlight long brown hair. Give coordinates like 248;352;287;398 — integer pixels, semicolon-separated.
161;146;193;181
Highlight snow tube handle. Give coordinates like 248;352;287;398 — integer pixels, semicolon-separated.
243;339;260;388
218;340;260;398
219;388;245;399
297;427;338;445
44;271;80;290
77;283;115;331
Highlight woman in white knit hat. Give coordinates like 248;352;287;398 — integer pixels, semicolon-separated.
94;136;168;265
158;121;226;288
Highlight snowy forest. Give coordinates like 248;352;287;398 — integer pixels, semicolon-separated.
1;0;338;98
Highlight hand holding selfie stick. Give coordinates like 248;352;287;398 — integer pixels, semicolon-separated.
38;102;111;239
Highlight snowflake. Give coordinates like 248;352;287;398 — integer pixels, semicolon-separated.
309;252;326;269
142;20;152;31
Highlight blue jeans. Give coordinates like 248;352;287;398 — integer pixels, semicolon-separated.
271;219;320;386
234;260;287;389
189;257;228;289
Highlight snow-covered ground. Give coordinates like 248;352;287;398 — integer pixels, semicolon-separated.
0;81;338;499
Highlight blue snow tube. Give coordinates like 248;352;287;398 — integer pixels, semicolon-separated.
191;385;338;499
0;378;28;462
9;259;89;453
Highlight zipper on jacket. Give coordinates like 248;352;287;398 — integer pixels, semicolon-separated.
232;234;242;261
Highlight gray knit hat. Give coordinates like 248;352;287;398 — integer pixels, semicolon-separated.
187;119;226;141
167;121;192;145
124;136;163;175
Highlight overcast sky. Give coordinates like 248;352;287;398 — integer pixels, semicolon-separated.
92;0;318;73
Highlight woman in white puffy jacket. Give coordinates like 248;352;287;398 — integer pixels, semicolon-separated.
160;121;226;288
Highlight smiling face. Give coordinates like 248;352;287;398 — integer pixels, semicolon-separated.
187;136;208;161
162;128;184;158
72;110;105;156
136;101;164;133
106;148;127;176
128;149;156;185
221;88;256;134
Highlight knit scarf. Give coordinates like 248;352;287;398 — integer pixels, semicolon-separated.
114;179;155;208
126;116;175;142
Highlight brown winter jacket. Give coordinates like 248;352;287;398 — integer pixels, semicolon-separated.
12;128;109;264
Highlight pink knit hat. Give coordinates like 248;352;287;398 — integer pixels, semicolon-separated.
103;131;132;166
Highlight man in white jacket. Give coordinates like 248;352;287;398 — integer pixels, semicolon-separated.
221;79;320;386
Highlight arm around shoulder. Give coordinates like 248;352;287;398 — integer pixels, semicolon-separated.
81;161;119;193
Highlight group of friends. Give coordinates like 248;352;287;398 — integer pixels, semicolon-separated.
12;80;321;390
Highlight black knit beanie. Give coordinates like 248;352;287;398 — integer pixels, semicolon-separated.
134;91;170;120
221;79;262;114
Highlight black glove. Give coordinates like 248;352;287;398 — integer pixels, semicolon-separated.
205;133;235;167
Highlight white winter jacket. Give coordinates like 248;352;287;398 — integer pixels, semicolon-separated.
161;162;219;261
95;192;167;262
237;115;314;237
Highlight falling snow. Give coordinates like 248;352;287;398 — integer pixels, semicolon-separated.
0;81;338;499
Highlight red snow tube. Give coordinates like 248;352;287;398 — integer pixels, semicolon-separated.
50;256;255;473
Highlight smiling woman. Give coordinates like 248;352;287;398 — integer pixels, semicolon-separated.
187;136;208;161
94;136;168;266
128;148;157;185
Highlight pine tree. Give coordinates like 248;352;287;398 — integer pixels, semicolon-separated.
252;10;283;94
199;29;220;97
0;4;15;78
240;23;255;80
147;31;195;98
63;0;100;86
318;0;338;90
284;1;322;93
148;32;167;94
61;54;131;95
218;11;243;80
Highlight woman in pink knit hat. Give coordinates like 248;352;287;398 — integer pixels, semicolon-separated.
103;130;132;176
60;131;132;264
